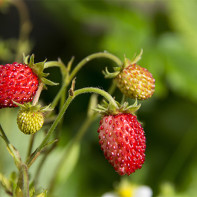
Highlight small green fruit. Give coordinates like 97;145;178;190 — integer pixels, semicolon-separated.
17;110;44;135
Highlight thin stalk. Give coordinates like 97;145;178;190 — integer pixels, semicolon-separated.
26;135;35;160
108;81;117;95
26;87;117;167
50;82;68;110
32;83;43;106
44;60;68;110
68;52;122;84
74;87;118;108
17;164;29;197
44;61;67;75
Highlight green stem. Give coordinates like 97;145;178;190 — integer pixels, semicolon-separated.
17;164;29;197
68;52;122;84
45;60;68;110
26;135;35;160
50;83;67;110
44;61;66;74
32;83;43;106
74;87;118;108
26;87;117;167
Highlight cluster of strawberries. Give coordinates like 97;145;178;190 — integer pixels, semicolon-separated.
0;52;155;176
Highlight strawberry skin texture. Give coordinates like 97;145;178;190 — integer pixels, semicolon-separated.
0;62;39;108
17;110;44;134
115;64;155;100
97;113;146;175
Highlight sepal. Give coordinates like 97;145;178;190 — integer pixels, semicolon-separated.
94;99;141;116
123;49;143;68
23;54;59;87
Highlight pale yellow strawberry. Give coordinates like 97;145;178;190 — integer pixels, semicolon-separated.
114;63;155;100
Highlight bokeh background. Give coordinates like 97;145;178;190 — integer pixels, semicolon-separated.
1;0;197;196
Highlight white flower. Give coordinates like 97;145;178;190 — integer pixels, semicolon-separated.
101;179;153;197
134;186;153;197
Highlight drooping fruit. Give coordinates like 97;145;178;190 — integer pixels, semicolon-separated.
0;54;58;109
16;102;51;135
0;62;39;108
17;109;44;135
97;113;146;176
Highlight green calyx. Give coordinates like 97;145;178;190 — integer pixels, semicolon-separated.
15;102;52;135
103;49;143;79
14;101;52;113
95;99;141;116
23;54;59;88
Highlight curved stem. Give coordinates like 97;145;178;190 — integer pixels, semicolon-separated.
44;60;68;110
74;87;118;108
26;87;117;167
68;52;122;84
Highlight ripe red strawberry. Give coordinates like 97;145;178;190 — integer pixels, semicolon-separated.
0;62;39;108
0;55;57;109
97;113;146;176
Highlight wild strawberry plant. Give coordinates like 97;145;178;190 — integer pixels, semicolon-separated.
0;50;155;196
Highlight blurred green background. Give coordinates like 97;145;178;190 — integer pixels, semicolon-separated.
1;0;197;196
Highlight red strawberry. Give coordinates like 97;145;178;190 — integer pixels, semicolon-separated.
0;62;39;108
0;55;58;109
97;113;146;176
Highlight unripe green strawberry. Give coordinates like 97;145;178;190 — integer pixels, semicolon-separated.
114;63;155;100
17;109;44;135
15;102;51;135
